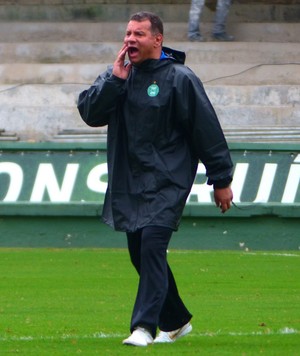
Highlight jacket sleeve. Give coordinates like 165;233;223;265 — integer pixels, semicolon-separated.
77;67;126;127
175;68;233;188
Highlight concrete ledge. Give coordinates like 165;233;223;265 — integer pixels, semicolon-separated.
1;62;299;85
0;22;299;42
2;41;300;62
0;3;299;22
1;82;299;141
0;215;299;250
0;140;299;151
1;202;299;218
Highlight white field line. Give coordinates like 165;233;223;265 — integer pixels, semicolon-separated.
0;328;298;342
246;252;300;258
169;251;300;257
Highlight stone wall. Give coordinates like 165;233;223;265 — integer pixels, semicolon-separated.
0;0;299;4
1;0;299;22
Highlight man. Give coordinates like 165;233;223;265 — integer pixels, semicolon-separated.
78;11;233;347
188;0;234;41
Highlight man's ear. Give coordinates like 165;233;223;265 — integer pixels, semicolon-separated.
154;33;163;48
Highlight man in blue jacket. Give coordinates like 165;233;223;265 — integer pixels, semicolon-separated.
78;11;233;347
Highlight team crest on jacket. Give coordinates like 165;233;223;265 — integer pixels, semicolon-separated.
147;82;159;97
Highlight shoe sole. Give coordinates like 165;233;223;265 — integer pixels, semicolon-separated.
154;323;192;343
175;324;193;340
176;324;192;339
123;341;148;346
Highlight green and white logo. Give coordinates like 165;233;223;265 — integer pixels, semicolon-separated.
147;83;159;97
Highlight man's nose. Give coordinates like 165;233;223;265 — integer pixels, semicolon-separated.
125;34;136;43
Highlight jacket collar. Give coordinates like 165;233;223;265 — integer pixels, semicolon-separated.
161;46;186;64
133;46;186;71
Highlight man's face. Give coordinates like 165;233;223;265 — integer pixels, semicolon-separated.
124;20;163;65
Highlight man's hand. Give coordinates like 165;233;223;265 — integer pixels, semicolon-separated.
112;44;132;80
214;186;233;213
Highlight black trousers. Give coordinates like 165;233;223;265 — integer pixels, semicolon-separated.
126;226;192;338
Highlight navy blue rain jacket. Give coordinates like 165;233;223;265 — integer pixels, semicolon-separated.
77;47;233;232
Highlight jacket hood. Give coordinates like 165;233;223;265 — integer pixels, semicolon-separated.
162;46;186;64
132;46;186;71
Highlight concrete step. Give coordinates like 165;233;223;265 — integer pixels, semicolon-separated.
1;62;299;86
0;2;299;22
0;15;298;143
52;127;300;143
0;129;18;141
2;84;297;107
0;84;299;141
1;41;299;63
190;63;300;86
1;40;299;85
0;22;299;43
223;126;300;143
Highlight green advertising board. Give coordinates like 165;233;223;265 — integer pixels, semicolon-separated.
0;142;299;217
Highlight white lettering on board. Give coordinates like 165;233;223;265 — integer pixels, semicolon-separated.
0;153;299;204
281;154;300;203
231;163;249;203
30;163;79;202
187;164;214;203
0;162;23;201
87;163;108;194
253;163;278;203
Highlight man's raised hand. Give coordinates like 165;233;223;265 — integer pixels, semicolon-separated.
112;44;132;79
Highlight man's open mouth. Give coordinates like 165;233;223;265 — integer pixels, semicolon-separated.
128;47;139;56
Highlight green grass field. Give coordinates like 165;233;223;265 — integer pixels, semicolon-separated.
0;248;299;355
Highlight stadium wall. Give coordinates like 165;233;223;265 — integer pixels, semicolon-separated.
0;142;299;250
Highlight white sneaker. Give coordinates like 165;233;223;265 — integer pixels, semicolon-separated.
154;322;192;343
123;327;154;346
